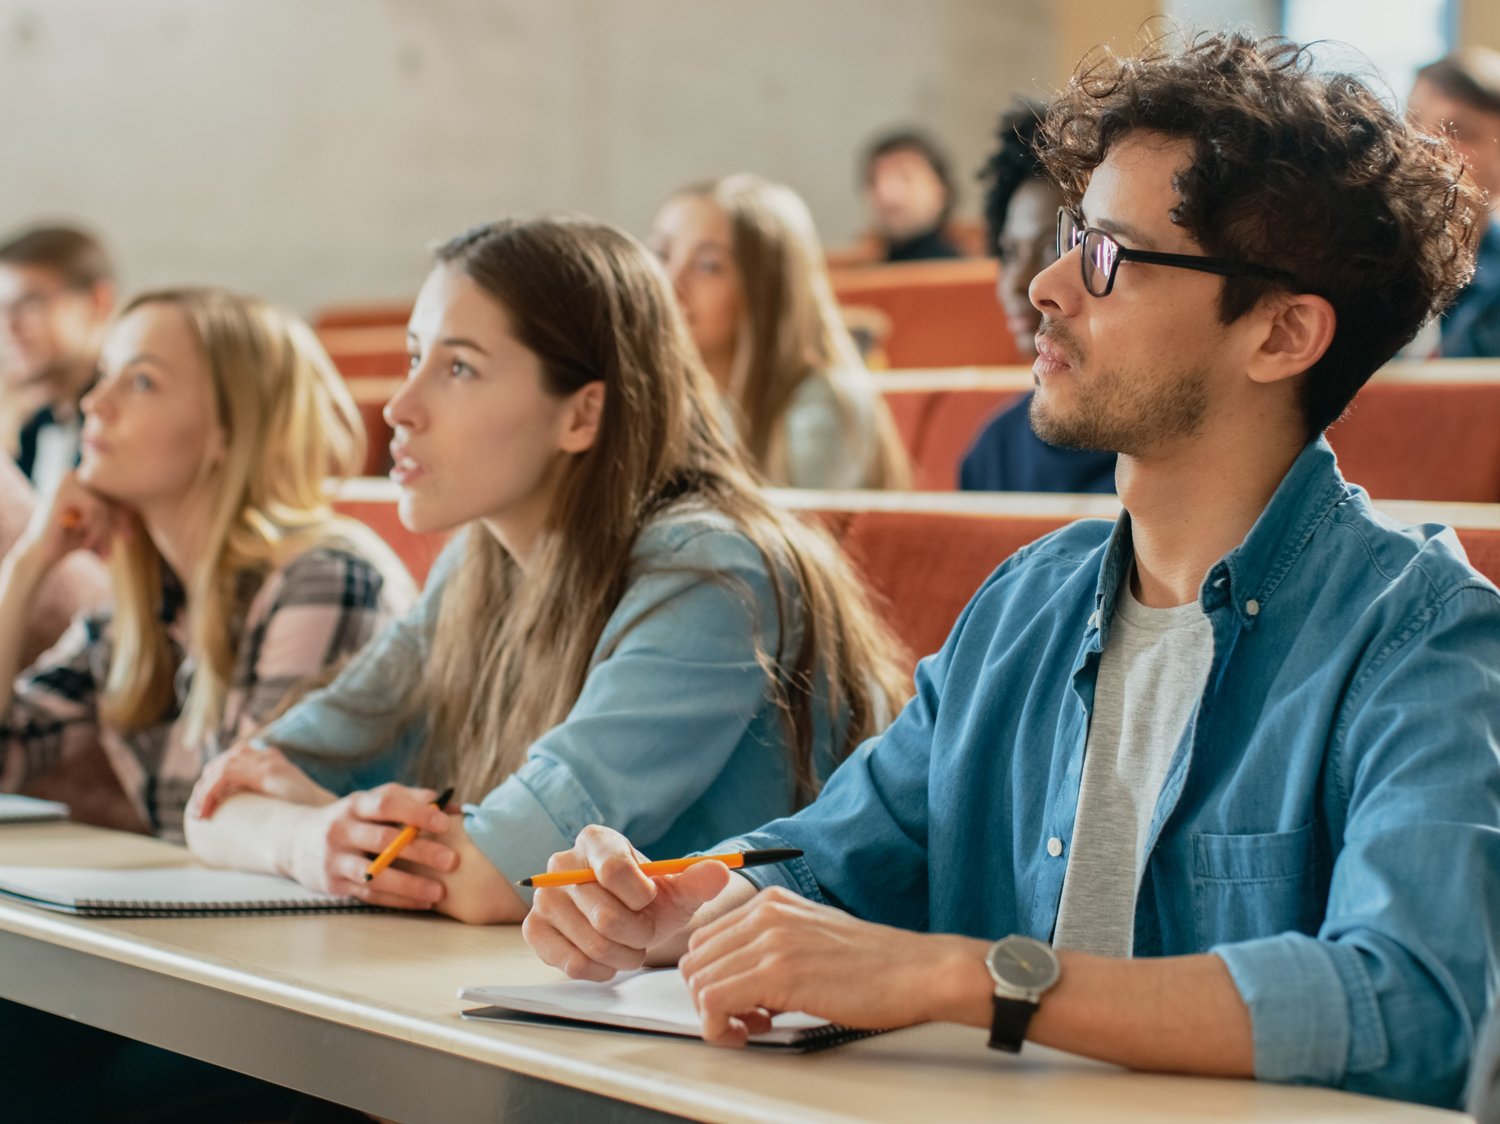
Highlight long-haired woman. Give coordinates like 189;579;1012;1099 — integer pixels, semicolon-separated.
0;288;414;838
647;174;909;489
187;216;910;923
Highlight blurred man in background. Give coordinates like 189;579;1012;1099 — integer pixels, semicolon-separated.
861;129;963;261
0;225;117;496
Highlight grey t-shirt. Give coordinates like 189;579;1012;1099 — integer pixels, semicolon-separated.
1052;573;1214;957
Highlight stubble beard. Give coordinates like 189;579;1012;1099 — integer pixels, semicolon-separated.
1029;333;1211;457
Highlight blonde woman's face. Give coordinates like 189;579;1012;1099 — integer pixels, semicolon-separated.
386;264;590;541
646;195;744;383
80;303;223;507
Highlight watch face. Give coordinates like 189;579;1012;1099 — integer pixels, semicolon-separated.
987;936;1060;992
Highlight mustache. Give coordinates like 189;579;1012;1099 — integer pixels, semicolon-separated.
1036;318;1084;365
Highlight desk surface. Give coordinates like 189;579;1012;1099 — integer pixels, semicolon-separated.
0;823;1464;1123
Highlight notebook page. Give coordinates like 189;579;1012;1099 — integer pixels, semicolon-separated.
462;967;829;1043
0;866;356;910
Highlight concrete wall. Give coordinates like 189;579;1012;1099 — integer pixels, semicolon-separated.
0;0;1056;314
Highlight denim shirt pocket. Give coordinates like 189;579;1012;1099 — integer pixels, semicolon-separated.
1191;823;1322;949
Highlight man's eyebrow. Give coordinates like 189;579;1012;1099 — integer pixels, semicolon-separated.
1082;211;1159;251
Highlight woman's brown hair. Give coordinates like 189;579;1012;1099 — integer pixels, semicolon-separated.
413;217;909;804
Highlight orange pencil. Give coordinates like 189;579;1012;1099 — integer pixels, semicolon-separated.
363;786;454;882
519;848;803;888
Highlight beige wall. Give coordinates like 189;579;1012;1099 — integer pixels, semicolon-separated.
1055;0;1161;84
0;0;1056;315
1462;2;1500;50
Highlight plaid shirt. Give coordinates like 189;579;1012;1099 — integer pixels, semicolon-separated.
0;545;411;841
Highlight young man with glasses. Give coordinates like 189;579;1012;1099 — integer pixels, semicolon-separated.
522;34;1499;1108
0;226;117;496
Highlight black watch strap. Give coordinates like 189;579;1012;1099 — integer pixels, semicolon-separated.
987;994;1038;1053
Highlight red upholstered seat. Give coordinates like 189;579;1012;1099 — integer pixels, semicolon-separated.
1457;527;1500;587
830;260;1022;369
833;509;1084;666
1327;382;1500;503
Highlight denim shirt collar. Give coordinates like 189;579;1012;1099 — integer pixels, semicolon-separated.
1092;436;1350;639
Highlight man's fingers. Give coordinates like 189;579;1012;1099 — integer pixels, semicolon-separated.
660;859;731;917
572;827;656;912
522;915;621;983
530;888;650;975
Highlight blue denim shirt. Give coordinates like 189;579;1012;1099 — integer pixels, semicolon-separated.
729;438;1500;1107
260;509;839;899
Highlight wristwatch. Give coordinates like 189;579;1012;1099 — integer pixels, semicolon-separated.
984;934;1061;1053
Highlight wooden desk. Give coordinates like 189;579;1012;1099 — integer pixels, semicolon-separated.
0;824;1462;1123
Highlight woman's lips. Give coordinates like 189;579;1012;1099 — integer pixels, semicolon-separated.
389;446;426;487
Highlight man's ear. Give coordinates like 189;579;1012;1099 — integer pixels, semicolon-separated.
558;381;605;454
1246;292;1336;386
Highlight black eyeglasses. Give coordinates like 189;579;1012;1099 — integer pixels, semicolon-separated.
1056;208;1291;298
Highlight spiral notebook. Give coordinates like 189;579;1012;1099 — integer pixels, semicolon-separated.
460;968;884;1052
0;866;367;918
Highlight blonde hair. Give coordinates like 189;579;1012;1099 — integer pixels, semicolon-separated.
680;174;909;489
100;288;409;742
414;218;909;804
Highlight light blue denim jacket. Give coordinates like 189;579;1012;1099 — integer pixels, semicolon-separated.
260;507;838;899
729;438;1500;1108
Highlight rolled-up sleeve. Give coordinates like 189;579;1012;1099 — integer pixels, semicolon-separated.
1216;583;1500;1107
465;525;791;894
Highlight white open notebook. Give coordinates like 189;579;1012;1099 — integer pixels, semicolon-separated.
0;866;366;917
0;794;70;824
461;968;883;1052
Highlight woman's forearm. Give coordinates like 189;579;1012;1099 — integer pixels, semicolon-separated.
185;793;321;877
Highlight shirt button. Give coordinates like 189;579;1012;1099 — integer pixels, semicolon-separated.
1046;837;1064;858
1245;599;1261;617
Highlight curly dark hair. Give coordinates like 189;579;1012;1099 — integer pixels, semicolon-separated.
1038;32;1485;436
978;100;1049;254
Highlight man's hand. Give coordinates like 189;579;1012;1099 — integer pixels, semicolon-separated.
522;825;751;980
678;886;989;1046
